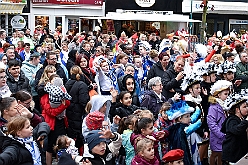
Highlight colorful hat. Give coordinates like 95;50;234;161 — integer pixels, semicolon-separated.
198;62;217;76
139;41;151;51
195;44;208;59
86;111;105;130
181;72;202;91
224;89;248;111
166;100;194;120
162;149;184;163
217;31;222;40
210;80;232;96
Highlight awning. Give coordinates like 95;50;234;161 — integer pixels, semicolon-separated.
0;2;26;14
81;10;202;23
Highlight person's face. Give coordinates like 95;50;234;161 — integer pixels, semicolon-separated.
17;120;33;138
47;70;56;78
91;141;107;155
107;53;114;60
18;33;24;38
47;54;57;65
80;57;88;68
124;66;135;76
119;56;129;66
120;93;132;106
6;49;15;60
209;73;216;83
89;40;95;47
161;111;168;121
140;142;155;161
8;65;20;78
19;98;32;109
170;159;184;165
43;29;47;34
224;72;234;81
0;72;7;88
24;45;30;52
99;102;107;114
141;122;154;136
126;78;135;92
152;81;163;94
33;56;41;66
12;33;17;38
95;48;103;56
84;44;91;51
189;84;201;97
61;42;68;50
179;114;191;124
103;37;110;43
161;56;170;67
239;102;248;117
141;36;146;41
139;47;147;55
174;59;185;73
36;46;42;53
218;89;229;101
100;62;109;72
134;58;142;68
26;29;31;34
124;48;132;55
227;56;235;63
240;53;248;63
1;55;7;65
4;100;19;118
17;42;23;48
215;39;220;46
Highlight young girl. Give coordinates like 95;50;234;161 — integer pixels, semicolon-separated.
207;80;232;165
118;115;138;165
221;91;248;164
131;138;159;165
7;116;49;165
130;117;168;163
54;135;79;159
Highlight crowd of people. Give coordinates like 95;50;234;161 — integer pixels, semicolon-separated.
0;26;248;165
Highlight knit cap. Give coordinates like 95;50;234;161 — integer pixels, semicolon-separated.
86;130;106;151
86;111;105;130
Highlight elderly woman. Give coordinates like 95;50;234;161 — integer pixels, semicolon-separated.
140;77;167;119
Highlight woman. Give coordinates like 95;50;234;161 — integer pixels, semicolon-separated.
147;51;173;82
75;54;97;89
89;46;105;68
65;65;90;143
140;77;167;119
0;63;11;98
66;49;78;75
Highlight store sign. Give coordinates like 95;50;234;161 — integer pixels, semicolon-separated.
11;15;26;29
32;0;103;5
135;0;155;7
229;19;248;25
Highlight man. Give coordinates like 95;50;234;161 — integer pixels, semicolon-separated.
59;40;69;66
96;34;113;50
25;28;32;38
235;51;248;91
148;33;161;51
35;51;68;91
6;59;30;93
0;30;7;45
19;43;32;61
5;48;16;61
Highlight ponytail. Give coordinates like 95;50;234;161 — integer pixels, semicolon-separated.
133;117;153;134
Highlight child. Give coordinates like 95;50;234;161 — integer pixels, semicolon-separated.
54;135;79;159
162;149;184;165
131;138;159;165
44;75;72;119
154;102;173;155
166;100;202;165
118;115;138;165
207;80;232;165
83;129;122;165
221;91;248;164
7;116;50;165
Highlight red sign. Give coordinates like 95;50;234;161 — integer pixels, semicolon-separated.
32;0;103;5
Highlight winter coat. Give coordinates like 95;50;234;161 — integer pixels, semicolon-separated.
147;61;173;83
65;74;90;138
66;59;75;77
6;69;30;94
140;90;167;119
207;103;226;151
131;154;159;165
161;66;184;99
221;115;248;163
167;123;193;165
0;130;33;165
235;62;248;90
40;94;70;130
84;133;122;165
21;61;43;96
122;129;134;165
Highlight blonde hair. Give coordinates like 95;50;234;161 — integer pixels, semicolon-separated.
70;65;82;81
139;110;154;120
7;116;29;137
136;138;154;154
210;54;224;64
39;65;56;85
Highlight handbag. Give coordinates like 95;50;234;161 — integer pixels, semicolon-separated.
82;71;98;99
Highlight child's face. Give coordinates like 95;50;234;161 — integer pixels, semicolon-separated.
17;120;33;138
126;78;134;92
161;111;168;121
134;58;142;68
120;93;132;106
107;53;114;60
238;102;248;117
179;114;191;124
91;141;106;155
170;159;184;165
50;77;57;84
141;122;154;136
217;89;229;101
140;142;155;161
100;62;109;72
66;137;72;147
189;84;201;97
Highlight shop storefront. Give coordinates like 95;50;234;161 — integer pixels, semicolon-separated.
30;0;104;36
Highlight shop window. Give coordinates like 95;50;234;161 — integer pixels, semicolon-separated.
35;16;49;29
55;17;62;34
68;19;79;36
206;19;214;36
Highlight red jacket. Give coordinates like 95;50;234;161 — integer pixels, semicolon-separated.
41;94;70;130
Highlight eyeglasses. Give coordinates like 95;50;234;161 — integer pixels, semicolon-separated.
22;101;31;105
96;50;101;52
0;76;7;80
49;58;57;61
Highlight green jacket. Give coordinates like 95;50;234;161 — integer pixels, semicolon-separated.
235;62;248;90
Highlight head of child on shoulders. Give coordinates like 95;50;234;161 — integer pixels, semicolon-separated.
159;102;171;121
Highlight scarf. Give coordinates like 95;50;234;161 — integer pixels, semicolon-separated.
184;94;202;105
17;136;42;165
215;98;225;108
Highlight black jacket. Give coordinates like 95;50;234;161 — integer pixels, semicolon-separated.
87;147;116;165
161;66;184;99
221;115;248;163
0;131;33;165
65;75;90;138
6;70;30;94
147;61;173;83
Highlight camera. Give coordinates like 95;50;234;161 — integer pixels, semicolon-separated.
88;84;93;91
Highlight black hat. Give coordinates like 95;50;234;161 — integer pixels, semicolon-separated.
34;44;42;51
